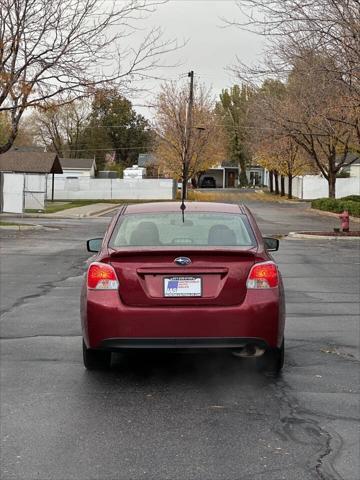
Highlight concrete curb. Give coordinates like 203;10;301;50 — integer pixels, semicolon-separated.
1;212;78;220
0;224;57;231
310;208;360;223
288;232;360;240
0;224;38;230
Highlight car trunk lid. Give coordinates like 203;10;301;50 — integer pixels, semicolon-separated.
109;248;256;307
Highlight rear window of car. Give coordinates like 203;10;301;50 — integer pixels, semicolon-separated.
109;212;256;248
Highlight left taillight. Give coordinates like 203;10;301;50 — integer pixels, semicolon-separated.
87;262;119;290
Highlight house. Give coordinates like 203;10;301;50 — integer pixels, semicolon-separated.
0;150;62;213
350;159;360;177
199;162;265;188
247;165;265;186
59;158;97;178
338;153;360;178
198;161;240;188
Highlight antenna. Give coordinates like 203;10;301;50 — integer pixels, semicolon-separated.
180;199;186;223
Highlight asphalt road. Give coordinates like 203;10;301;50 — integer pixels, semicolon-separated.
1;200;359;480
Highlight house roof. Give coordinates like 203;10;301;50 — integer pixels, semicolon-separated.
60;158;95;169
221;160;238;168
336;152;360;165
138;153;158;167
0;151;63;174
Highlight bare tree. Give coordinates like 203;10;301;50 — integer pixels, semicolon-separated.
226;1;360;143
32;100;90;157
228;0;360;92
0;0;179;153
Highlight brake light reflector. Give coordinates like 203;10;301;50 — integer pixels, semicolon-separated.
87;262;119;290
246;261;279;289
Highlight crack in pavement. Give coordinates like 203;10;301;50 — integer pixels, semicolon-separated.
0;264;85;317
273;376;344;480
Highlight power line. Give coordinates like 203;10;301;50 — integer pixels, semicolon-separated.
59;146;154;152
56;123;283;132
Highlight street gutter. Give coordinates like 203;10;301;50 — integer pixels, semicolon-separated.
288;232;360;240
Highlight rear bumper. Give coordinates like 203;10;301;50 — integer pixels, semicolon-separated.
100;337;269;350
81;288;285;350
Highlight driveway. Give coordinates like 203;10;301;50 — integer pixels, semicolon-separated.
0;199;359;480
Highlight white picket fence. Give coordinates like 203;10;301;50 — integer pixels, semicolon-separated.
46;177;176;200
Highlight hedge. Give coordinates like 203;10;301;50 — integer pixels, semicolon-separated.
311;198;360;217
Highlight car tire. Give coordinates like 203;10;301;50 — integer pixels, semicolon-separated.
82;340;111;370
256;339;284;374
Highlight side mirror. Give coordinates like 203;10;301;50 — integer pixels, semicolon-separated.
263;237;279;252
87;238;103;253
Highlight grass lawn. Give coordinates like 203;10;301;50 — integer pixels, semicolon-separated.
186;190;295;203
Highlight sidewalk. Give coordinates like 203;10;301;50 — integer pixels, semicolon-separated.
0;203;120;219
50;203;120;218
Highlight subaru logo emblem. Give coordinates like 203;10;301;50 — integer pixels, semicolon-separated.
174;257;192;266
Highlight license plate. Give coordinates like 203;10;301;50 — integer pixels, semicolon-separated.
164;276;202;297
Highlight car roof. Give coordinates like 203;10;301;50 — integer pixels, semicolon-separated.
124;202;246;214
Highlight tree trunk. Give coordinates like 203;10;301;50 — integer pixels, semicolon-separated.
280;175;285;196
239;169;248;187
273;171;279;195
328;171;336;198
238;146;248;187
269;170;274;193
288;175;293;199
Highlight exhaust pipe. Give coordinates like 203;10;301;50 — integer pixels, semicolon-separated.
232;344;265;358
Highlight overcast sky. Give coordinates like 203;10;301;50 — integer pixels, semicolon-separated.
128;0;265;117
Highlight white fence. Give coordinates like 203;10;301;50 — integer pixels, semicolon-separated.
46;177;176;200
301;176;360;199
263;172;360;199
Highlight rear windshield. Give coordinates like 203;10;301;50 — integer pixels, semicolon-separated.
109;212;256;248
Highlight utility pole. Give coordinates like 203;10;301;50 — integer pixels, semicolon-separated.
182;70;194;204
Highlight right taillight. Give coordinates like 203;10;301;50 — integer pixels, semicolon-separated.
246;261;279;289
87;262;119;290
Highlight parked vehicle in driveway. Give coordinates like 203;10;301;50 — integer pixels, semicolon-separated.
81;202;285;372
200;176;216;188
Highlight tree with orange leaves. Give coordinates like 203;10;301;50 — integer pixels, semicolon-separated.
153;81;226;187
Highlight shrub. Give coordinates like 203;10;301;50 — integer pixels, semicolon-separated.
343;195;360;203
311;198;360;217
336;171;350;178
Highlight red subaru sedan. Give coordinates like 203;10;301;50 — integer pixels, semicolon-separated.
81;202;285;372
